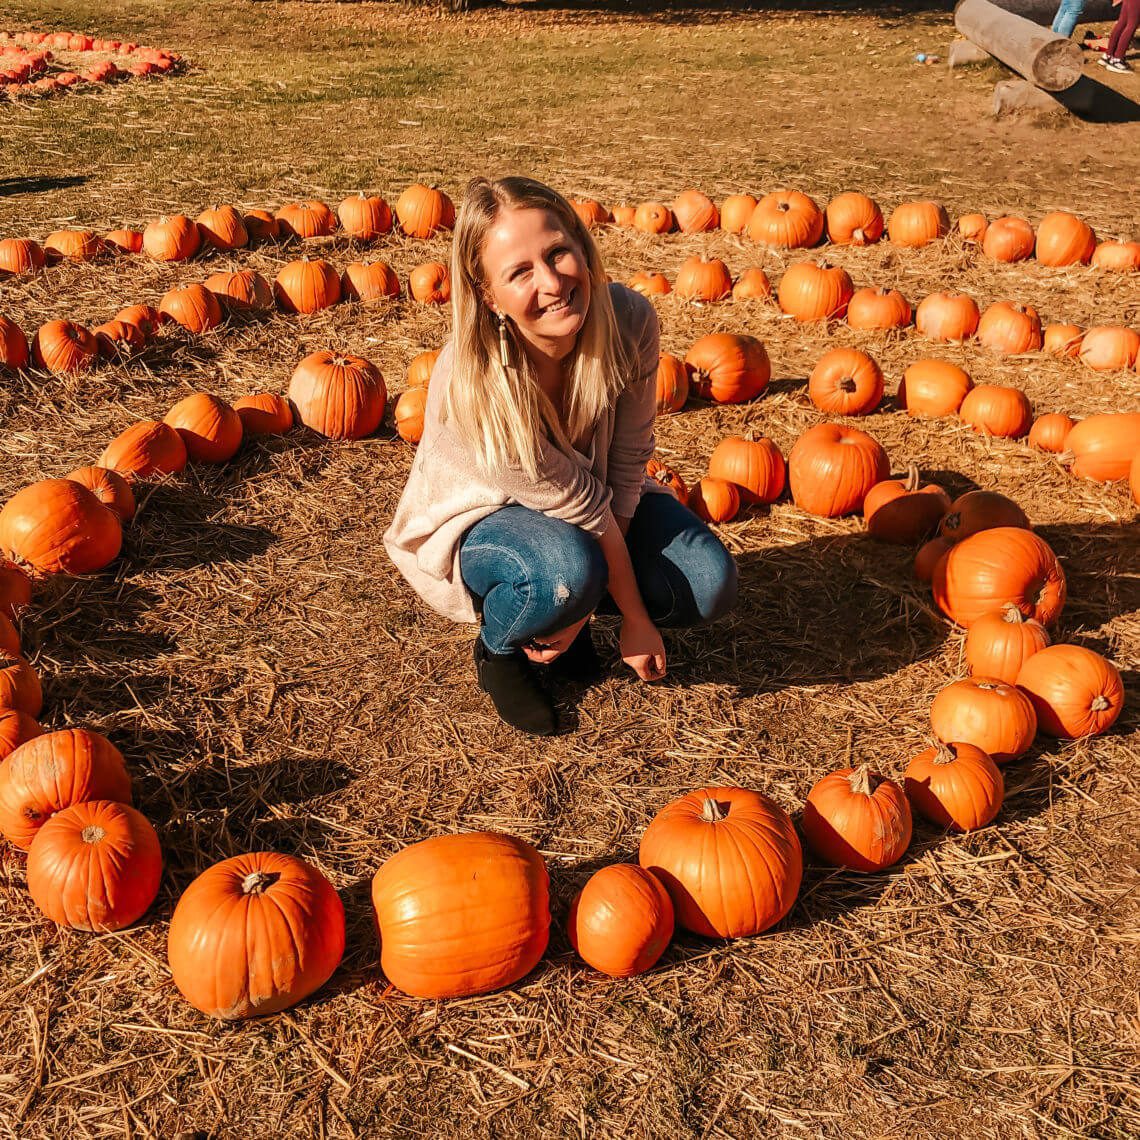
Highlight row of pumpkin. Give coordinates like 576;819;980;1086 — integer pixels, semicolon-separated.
0;32;181;92
1;189;1137;274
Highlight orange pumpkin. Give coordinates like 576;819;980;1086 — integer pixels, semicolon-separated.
957;213;988;243
863;466;951;544
0;657;42;719
638;786;802;939
92;320;146;360
337;193;392;240
0;561;32;621
169;851;346;1019
0;612;19;659
243;209;281;243
915;536;955;583
719;194;758;235
0;479;121;574
932;527;1065;628
1063;413;1140;481
1091;240;1140;272
568;865;673;977
44;229;103;262
846;287;911;330
287;350;387;439
802;767;912;873
1015;645;1123;739
671;190;718;232
731;267;772;301
1132;450;1140;505
688;477;740;524
114;304;165;339
683;333;770;404
233;393;294;436
394;184;455;238
27;800;161;931
611;204;637;227
275;199;337;240
824;191;884;246
31;320;98;373
628;271;671;297
655;353;689;414
98;421;188;479
195;205;249;250
65;466;136;522
1035;210;1096;267
203;269;274;314
982;215;1035;262
371;831;550;998
394;387;428;444
273;259;342;314
904;743;1003;832
342;261;402;302
408;261;451;304
1077;326;1139;372
777;262;854;321
633;202;674;234
104;228;143;254
708;435;785;505
142;215;200;261
159;284;224;333
930;677;1037;763
674;256;732;302
745;190;824;248
808;347;884;416
570;198;611;228
646;459;688;501
939;490;1030;543
164;394;243;463
898;359;973;417
958;384;1033;438
1043;323;1083;358
1028;412;1075;453
407;350;440;389
0;237;45;276
0;315;29;371
965;604;1049;684
915;292;980;342
0;708;42;762
977;302;1043;354
0;728;131;850
788;423;889;518
887;200;949;247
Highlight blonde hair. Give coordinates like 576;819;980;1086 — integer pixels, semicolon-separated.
443;176;629;480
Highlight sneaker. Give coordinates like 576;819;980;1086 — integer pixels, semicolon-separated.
1097;54;1111;67
473;637;557;736
547;624;605;684
1106;58;1131;73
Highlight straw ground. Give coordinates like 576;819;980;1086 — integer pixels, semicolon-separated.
1;2;1138;1138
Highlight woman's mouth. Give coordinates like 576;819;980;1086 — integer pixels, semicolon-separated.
539;288;575;316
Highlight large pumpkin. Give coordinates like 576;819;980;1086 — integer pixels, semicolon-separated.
0;237;45;276
44;228;103;262
898;359;973;417
287;350;387;439
846;287;911;331
939;490;1029;543
745;191;824;248
0;314;30;371
801;767;912;873
1077;326;1140;372
159;284;224;333
788;424;889;518
683;333;770;404
142;215;200;261
0;479;122;574
27;800;161;931
674;256;732;302
98;421;188;478
982;215;1035;262
164;393;244;463
929;677;1038;763
1035;211;1096;267
671;190;719;233
0;728;131;850
1015;645;1124;738
1063;413;1140;481
31;320;99;374
958;384;1033;439
395;184;456;238
203;270;274;315
777;262;854;321
807;347;884;416
824;191;884;246
371;831;550;999
1091;240;1140;272
863;467;951;544
964;605;1050;684
168;851;346;1019
408;261;450;304
638;787;802;938
195;205;249;250
234;393;294;436
342;261;401;302
887;200;949;247
274;259;342;314
275;199;337;240
932;527;1066;628
977;302;1042;354
719;193;758;235
708;435;785;504
337;193;393;240
904;743;1003;832
915;292;980;342
567;864;674;977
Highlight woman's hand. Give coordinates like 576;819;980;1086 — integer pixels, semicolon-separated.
620;614;667;681
521;614;590;664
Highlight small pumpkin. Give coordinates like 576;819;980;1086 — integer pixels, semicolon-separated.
98;421;188;479
904;743;1003;832
274;259;342;314
898;359;973;417
672;190;718;233
31;320;98;374
275;199;337;240
0;479;122;574
977;302;1043;355
808;347;884;416
195;205;249;250
1043;323;1083;358
719;194;758;235
628;271;671;297
394;388;428;444
1028;413;1075;453
104;229;143;254
407;350;440;389
1077;326;1139;372
142;215;200;261
846;287;911;331
1091;240;1140;272
915;292;980;342
745;191;824;248
371;831;550;999
65;466;136;522
683;333;770;404
708;435;785;505
0;708;42;763
0;657;42;719
788;424;889;518
863;466;951;545
287;350;387;440
243;209;280;243
342;261;401;302
957;213;988;243
824;191;884;246
674;256;732;302
646;459;687;501
638;787;802;939
655;353;689;414
731;267;772;301
958;384;1033;439
164;394;243;463
1015;645;1124;739
964;604;1049;684
44;229;103;262
337;193;392;240
930;677;1038;764
169;851;346;1018
777;262;854;321
0;561;32;620
0;237;46;275
0;315;29;371
159;284;224;333
802;767;912;873
887;200;949;247
1035;210;1096;267
114;304;165;339
1062;413;1140;482
567;865;674;977
203;269;274;314
27;800;161;931
982;215;1035;262
914;536;955;583
233;393;294;436
570;198;611;228
939;490;1030;543
394;184;455;238
611;204;637;227
92;320;146;360
633;202;673;234
688;477;740;524
408;261;451;304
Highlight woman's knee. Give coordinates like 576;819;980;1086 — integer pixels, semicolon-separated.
691;537;738;624
545;524;608;617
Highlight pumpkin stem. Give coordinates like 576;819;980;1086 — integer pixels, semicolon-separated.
932;742;956;766
903;464;920;493
976;680;1001;692
1090;695;1111;711
849;766;878;796
1000;604;1026;625
700;797;728;823
242;870;281;896
839;376;857;393
81;825;106;845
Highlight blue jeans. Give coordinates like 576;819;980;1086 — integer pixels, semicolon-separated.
1051;0;1086;38
459;493;738;655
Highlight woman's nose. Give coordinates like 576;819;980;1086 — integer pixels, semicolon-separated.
533;259;561;294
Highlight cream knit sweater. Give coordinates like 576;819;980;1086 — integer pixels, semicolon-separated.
383;283;662;623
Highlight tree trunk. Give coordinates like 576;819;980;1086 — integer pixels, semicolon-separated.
954;0;1084;90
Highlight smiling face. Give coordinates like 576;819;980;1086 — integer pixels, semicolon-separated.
480;206;592;363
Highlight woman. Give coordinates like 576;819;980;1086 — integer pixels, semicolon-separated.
384;176;738;736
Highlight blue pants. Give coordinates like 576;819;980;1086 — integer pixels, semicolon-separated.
1051;0;1086;38
459;493;738;655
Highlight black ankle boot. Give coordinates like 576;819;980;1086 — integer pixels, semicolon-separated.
548;624;605;684
473;638;557;736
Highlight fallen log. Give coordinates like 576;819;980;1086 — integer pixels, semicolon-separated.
954;0;1084;90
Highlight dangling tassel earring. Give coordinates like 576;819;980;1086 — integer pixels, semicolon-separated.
497;311;511;370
